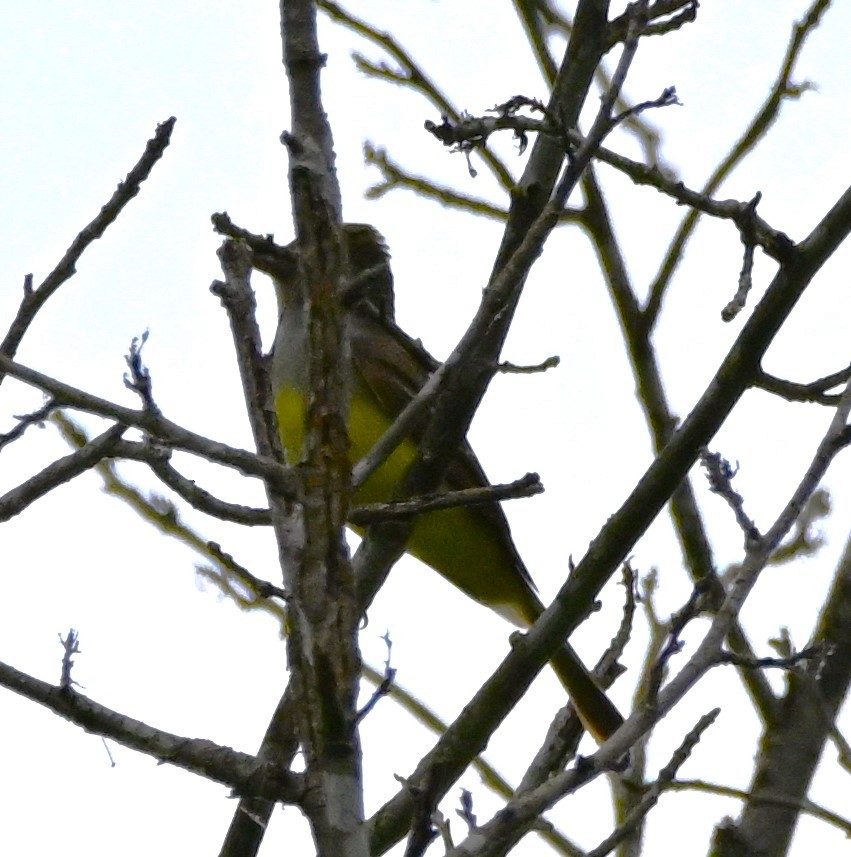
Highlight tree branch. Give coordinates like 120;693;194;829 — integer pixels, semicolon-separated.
0;657;301;801
0;118;176;381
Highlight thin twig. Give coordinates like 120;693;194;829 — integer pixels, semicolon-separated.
754;364;851;405
318;0;515;189
0;355;298;495
0;658;301;800
667;778;851;837
585;709;720;857
349;474;543;524
0;423;127;522
644;0;829;326
0;118;176;377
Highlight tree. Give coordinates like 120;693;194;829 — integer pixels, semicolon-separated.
2;1;850;855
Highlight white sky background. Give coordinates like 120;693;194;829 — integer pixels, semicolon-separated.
1;1;850;855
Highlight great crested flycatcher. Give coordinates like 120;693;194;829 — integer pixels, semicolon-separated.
257;224;623;742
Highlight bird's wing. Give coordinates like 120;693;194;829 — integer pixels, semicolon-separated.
350;308;539;600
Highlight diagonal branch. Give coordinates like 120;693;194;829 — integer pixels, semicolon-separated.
644;0;830;326
367;174;851;854
0;118;176;380
0;355;298;494
318;0;515;190
0;657;302;801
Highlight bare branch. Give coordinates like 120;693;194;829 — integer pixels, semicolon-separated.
349;474;543;525
585;709;720;857
584;137;795;264
645;0;829;326
318;0;515;189
717;646;821;670
0;423;126;522
59;629;81;691
580;153;779;729
364;144;510;220
0;657;302;801
700;449;762;549
607;0;699;50
754;364;851;405
0;118;176;378
0;355;298;495
0;398;61;449
669;779;851;838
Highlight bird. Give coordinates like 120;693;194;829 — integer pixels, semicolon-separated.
255;223;624;742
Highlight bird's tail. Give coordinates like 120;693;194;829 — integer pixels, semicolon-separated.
549;642;624;742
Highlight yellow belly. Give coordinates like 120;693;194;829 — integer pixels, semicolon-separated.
275;384;534;621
